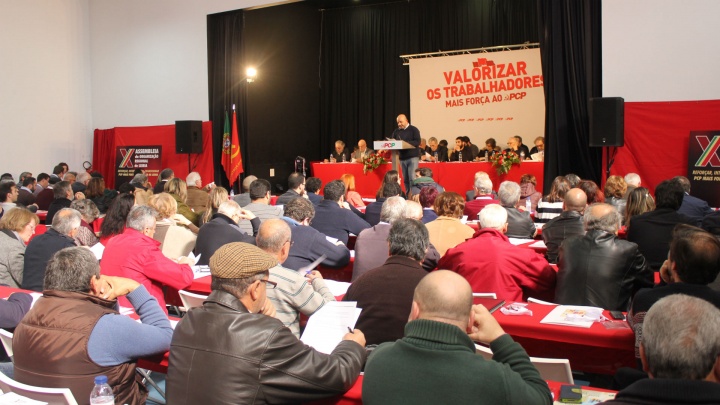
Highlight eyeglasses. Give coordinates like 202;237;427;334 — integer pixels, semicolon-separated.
259;279;277;289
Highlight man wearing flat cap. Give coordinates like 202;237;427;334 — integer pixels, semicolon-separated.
166;242;367;404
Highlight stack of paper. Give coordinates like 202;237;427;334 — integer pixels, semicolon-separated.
540;305;604;328
301;301;362;354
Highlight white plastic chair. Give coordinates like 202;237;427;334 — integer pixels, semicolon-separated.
0;329;13;358
0;371;78;405
178;290;208;310
475;344;574;383
472;292;497;299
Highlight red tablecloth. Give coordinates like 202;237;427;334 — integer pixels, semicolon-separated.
492;302;636;375
311;161;544;198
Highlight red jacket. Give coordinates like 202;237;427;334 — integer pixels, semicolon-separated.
438;228;556;302
100;228;192;313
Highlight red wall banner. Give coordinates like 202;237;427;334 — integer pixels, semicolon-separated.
93;122;214;190
606;100;720;201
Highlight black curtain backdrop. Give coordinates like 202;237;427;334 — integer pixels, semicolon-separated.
537;0;603;188
207;10;247;190
319;0;539;158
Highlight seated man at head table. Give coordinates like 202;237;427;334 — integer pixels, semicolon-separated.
351;138;374;162
344;218;429;346
505;135;531;159
604;294;720;405
281;197;350;271
421;136;448;162
167;242;366;404
439;204;556;302
13;247;172;404
325;139;351;163
556;203;652;311
362;270;552;405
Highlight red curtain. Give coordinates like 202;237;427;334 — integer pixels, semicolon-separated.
606;100;720;194
92;122;214;190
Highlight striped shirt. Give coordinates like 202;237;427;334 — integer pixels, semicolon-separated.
535;201;563;223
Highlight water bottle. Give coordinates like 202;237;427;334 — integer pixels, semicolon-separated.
525;197;532;213
520;151;525;161
434;151;438;161
330;153;335;163
485;150;489;160
90;375;114;405
229;188;235;197
341;153;346;163
458;151;462;162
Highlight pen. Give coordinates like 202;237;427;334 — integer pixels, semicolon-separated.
347;327;353;334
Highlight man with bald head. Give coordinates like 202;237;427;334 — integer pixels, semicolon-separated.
391;114;421;193
363;270;552;405
556;203;652;310
542;188;588;263
351;139;374;162
256;219;335;337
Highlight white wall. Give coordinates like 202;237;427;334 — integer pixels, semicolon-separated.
603;0;720;102
0;0;279;179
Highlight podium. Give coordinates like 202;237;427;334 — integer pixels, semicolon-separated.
373;140;416;174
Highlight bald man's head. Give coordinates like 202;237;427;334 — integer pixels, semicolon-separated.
256;218;292;258
564;188;587;212
412;271;473;327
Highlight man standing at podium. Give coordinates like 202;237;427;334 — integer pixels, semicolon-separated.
392;114;421;193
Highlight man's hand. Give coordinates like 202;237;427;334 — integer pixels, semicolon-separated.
172;214;192;226
342;329;366;347
95;275;140;300
176;256;195;266
74;192;86;200
238;208;256;220
305;270;324;283
341;201;351;210
260;300;276;318
467;304;505;345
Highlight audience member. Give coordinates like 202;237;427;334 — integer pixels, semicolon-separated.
628;224;720;364
99;193;135;245
0;287;31;370
167;242;366;404
49;164;64;181
0;208;38;288
542;188;587;263
440;204;556;302
305;177;323;204
623;172;641;198
344;218;428;345
194;200;259;266
311;180;370;244
363;271;552;405
281;197;351;270
365;181;402;226
14;247;172;404
276;172;306;206
577;179;605;203
604;295;720;405
340;173;364;208
625;187;655;230
153;168;174;194
129;173;150;191
70;199;100;247
375;170;402;199
23;208;80;291
409;167;444;197
675;175;714;226
101;205;194;313
32;172;50;196
72;171;91;194
519;174;542;211
535;176;571;224
200;186;229;225
46;181;83;224
498;181;536;238
84;177;115;214
147;193;197;258
232;174;257;207
564;173;581;188
238;179;283;235
463;176;499;221
185;171;212;213
556;203;652;310
605;175;628;222
16;177;37;207
166;178;200;227
418;186;439;223
257;219;336;337
702;210;720;238
354;196;407;280
627;179;695;270
0;182;20;215
425;192;475;256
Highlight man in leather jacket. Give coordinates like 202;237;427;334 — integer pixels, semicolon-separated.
167;242;367;404
555;203;652;311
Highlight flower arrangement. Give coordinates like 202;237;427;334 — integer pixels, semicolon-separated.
362;153;387;174
490;150;521;175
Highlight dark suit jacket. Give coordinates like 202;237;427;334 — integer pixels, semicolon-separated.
46;198;72;225
275;189;302;206
627;208;695;270
310;200;370;245
542;210;585;263
22;228;77;291
16;189;36;207
364;198;385;227
504;206;536;239
425;146;449;162
153;180;169;194
194;213;259;265
678;193;713;226
283;220;351;271
307;192;322;205
35;188;54;211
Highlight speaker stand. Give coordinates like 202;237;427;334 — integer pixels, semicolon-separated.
605;146;618;179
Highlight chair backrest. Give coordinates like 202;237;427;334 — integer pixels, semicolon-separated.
0;372;78;405
157;224;197;259
178;290;208;310
475;344;573;384
0;329;13;358
472;292;497;299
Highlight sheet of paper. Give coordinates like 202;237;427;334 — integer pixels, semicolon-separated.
89;242;105;260
29;292;43;308
322;280;352;296
0;392;49;404
298;255;327;275
540;305;604;328
192;265;211;279
325;236;340;245
301;301;361;354
187;251;201;265
508;238;535;245
528;240;546;248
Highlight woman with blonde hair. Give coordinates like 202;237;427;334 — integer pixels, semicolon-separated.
201;187;229;225
0;208;39;287
424;192;475;256
340;173;365;208
625;187;655;230
165;178;200;226
148;192;197;258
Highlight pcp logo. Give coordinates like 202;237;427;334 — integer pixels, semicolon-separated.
695;136;720;167
382;142;397;148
